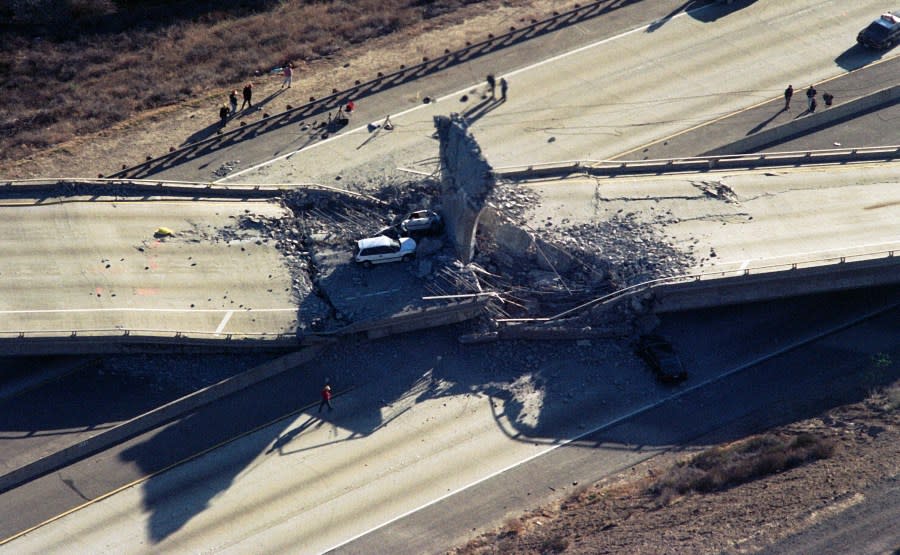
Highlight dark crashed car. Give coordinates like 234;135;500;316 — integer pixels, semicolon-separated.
636;335;688;384
857;11;900;50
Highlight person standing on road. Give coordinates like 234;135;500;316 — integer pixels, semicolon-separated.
809;97;817;114
783;84;793;110
486;74;496;99
805;84;816;111
500;77;508;101
241;82;253;110
318;383;333;413
282;63;293;89
229;89;238;115
219;104;230;127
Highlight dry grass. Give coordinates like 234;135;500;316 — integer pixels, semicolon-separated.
0;0;490;165
651;432;835;504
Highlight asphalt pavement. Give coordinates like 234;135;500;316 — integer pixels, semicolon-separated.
621;54;900;160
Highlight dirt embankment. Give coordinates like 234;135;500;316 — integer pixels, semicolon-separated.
451;380;900;554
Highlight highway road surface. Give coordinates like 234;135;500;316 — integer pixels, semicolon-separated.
2;1;900;553
2;289;897;553
0;197;299;338
522;162;900;274
220;0;899;186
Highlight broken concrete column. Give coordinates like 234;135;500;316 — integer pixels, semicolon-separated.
434;113;495;264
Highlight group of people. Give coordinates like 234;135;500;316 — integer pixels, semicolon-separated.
784;84;834;114
219;65;512;129
219;82;255;126
485;74;509;101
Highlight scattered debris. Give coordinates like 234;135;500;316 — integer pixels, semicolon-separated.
691;180;739;203
213;160;241;178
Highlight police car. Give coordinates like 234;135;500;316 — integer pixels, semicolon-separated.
857;11;900;50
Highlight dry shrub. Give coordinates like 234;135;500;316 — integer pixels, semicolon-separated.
501;516;524;537
540;534;570;553
652;432;835;499
886;383;900;411
0;0;501;165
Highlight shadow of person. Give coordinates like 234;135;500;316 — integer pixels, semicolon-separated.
646;1;698;33
181;120;227;147
266;415;322;455
245;88;287;116
462;96;503;125
746;107;787;135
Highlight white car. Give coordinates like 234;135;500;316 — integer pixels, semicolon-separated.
400;209;443;235
354;235;417;267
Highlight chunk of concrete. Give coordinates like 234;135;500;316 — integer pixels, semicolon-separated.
535;239;573;273
494;223;533;253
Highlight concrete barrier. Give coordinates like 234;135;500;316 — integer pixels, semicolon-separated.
709;84;900;155
493;144;900;181
0;178;285;199
653;256;900;313
0;346;324;494
338;297;491;339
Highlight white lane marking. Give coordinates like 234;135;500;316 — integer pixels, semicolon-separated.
214;310;235;334
322;299;900;554
0;307;297;315
218;12;678;183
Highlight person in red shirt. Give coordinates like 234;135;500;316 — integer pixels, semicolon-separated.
318;383;333;413
282;63;293;89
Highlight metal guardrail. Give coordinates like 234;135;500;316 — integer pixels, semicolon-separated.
497;248;899;324
492;145;900;179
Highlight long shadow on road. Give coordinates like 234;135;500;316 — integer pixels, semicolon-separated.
115;286;900;546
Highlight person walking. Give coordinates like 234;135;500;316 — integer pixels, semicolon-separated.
281;63;293;89
486;74;496;99
805;84;816;111
241;82;253;110
229;90;238;115
500;77;508;101
219;104;230;127
783;84;793;110
809;97;817;114
318;383;333;413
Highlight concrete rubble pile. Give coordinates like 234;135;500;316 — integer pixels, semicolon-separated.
471;181;696;326
247;177;480;331
227;173;694;336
